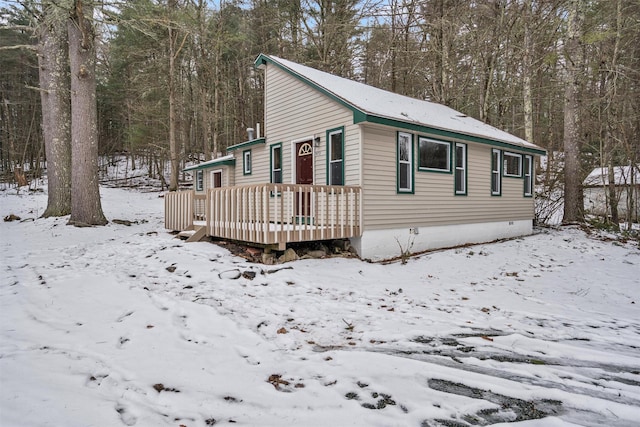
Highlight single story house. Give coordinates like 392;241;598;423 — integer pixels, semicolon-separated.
165;54;546;261
583;165;639;221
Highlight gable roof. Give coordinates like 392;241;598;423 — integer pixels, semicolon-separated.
255;54;546;156
583;165;640;187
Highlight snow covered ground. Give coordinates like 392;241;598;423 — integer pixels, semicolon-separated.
1;184;639;427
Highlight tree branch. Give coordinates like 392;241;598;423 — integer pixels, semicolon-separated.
0;45;37;51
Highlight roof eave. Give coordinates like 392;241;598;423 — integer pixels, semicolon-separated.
255;54;547;156
183;158;236;172
227;137;266;151
354;112;547;156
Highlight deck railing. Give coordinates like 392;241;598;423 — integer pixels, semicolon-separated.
164;190;194;231
165;184;362;247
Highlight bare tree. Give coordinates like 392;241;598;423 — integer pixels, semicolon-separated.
68;0;107;225
39;2;71;217
562;0;584;223
522;0;533;143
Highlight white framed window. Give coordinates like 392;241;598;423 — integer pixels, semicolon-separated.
503;152;522;177
243;150;252;175
270;144;282;184
524;155;533;197
210;170;222;188
491;149;501;196
419;137;451;172
195;170;203;191
455;143;467;195
327;128;344;185
397;132;413;193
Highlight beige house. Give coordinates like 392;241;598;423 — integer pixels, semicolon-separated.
165;54;546;260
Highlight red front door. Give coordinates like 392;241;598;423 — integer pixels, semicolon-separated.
296;141;313;185
295;141;313;217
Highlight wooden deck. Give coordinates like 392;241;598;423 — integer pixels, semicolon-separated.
165;184;362;249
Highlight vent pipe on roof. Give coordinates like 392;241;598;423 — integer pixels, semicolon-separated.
247;127;255;140
256;123;260;139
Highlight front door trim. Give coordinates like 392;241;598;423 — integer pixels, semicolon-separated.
290;136;315;184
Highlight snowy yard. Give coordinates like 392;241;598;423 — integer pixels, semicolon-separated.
1;184;639;427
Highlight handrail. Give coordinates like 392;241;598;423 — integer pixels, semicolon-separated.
165;184;362;246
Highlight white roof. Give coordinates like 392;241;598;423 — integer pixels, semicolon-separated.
584;165;640;186
269;55;542;151
183;154;234;172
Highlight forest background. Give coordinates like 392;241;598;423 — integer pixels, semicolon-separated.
0;0;639;225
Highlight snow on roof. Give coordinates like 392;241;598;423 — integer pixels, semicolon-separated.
583;165;640;186
183;154;235;172
267;55;543;152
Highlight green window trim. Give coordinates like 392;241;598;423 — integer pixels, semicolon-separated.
418;136;452;174
243;149;252;175
524;155;533;197
270;143;282;184
503;152;523;178
269;143;283;197
326;126;345;186
397;131;414;194
491;149;502;196
454;143;467;196
195;170;204;191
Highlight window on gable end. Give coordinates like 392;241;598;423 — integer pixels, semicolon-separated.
270;144;282;184
327;128;344;186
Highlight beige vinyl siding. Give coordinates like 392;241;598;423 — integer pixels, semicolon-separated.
203;166;234;190
233;145;270;186
262;65;361;186
192;165;234;193
361;124;534;230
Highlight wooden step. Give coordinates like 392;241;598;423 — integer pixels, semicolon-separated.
186;226;207;242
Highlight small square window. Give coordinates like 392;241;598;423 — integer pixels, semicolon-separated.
503;152;522;177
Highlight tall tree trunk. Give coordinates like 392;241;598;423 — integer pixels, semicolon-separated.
168;0;180;191
39;2;72;217
562;0;584;223
605;0;623;225
68;0;107;226
522;0;534;143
